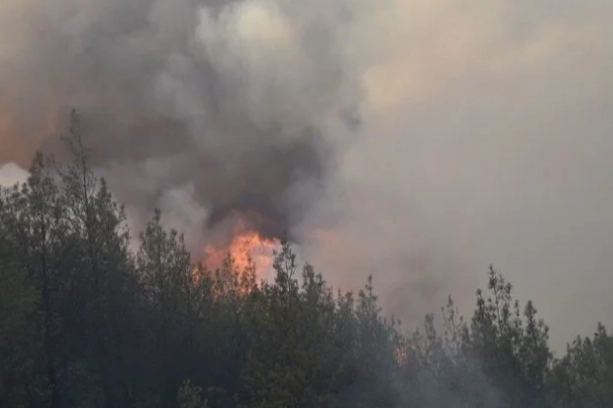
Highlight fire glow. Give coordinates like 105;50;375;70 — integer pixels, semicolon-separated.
203;212;281;279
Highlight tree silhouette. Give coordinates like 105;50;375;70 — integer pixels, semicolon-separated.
0;112;610;408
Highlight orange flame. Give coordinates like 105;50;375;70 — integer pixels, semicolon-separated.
203;211;281;280
204;231;279;276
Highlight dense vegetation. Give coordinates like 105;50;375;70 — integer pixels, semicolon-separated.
1;114;612;408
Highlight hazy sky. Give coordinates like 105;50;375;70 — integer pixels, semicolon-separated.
1;0;613;351
294;0;613;351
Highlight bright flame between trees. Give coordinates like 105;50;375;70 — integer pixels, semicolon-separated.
203;212;281;280
204;231;279;277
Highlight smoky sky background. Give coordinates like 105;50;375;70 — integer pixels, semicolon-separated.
1;0;613;352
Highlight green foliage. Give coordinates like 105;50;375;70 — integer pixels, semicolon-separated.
0;233;39;407
177;380;208;408
464;266;552;407
546;323;613;408
243;244;335;408
0;111;611;408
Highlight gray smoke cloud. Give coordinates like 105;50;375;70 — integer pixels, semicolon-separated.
0;0;361;250
2;0;613;352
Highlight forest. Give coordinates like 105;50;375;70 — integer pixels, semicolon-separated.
1;114;612;408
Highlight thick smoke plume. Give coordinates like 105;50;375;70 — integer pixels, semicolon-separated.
2;0;613;350
0;0;361;250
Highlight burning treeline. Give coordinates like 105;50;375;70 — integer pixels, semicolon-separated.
2;0;613;406
0;0;357;278
1;122;612;408
0;105;284;279
2;91;320;277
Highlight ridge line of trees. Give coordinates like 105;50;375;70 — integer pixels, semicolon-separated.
1;112;612;407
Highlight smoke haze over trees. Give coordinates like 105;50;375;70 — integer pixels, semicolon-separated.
1;0;613;351
0;0;613;349
1;116;612;407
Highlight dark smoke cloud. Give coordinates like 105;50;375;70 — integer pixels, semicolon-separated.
0;0;359;249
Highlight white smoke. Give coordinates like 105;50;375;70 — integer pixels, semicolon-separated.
0;162;29;187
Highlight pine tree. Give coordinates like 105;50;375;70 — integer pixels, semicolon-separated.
0;153;73;407
59;110;135;408
137;209;195;405
0;197;40;406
